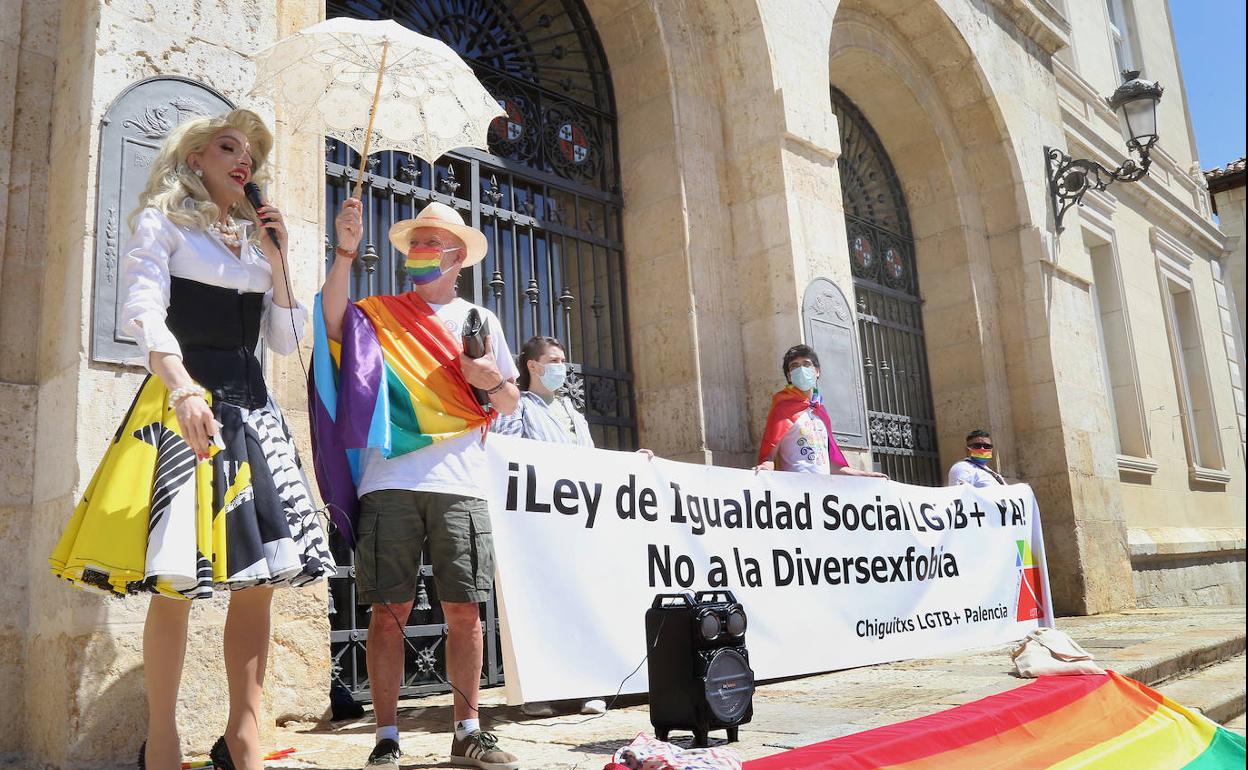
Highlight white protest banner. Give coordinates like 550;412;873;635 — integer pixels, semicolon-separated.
484;435;1053;704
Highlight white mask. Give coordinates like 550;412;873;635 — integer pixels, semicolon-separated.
538;362;567;392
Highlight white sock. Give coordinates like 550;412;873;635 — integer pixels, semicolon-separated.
455;718;480;740
376;725;400;743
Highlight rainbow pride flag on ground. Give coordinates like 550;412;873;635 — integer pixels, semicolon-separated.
744;672;1244;769
308;292;490;543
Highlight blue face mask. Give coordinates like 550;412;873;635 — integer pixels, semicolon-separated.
790;365;818;392
538;362;567;392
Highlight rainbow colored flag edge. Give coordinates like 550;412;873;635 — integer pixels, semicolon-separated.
743;671;1245;769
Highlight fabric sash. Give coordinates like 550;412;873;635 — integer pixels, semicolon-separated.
757;385;849;470
309;292;491;543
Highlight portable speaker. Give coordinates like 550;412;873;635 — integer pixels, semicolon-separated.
646;590;754;747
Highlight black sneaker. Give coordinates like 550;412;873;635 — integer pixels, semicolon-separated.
367;738;402;766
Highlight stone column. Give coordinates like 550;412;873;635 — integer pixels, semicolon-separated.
22;1;329;766
0;0;60;758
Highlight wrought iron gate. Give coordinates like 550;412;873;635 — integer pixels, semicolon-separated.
325;0;632;701
830;87;941;485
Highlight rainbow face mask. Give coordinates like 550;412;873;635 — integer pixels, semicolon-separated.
405;246;451;285
969;447;993;465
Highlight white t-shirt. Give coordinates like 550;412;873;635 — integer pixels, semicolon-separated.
948;459;1005;488
356;298;518;499
777;409;831;474
121;207;308;370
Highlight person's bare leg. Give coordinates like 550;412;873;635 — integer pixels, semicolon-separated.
144;595;192;770
223;586;275;770
441;601;483;723
367;600;415;731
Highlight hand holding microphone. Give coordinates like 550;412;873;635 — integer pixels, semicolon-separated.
244;182;285;257
245;182;298;314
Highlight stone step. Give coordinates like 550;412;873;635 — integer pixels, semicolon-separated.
1225;713;1245;736
1058;608;1246;687
1154;655;1247;726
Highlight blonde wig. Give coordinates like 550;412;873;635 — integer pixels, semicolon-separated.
129;109;274;241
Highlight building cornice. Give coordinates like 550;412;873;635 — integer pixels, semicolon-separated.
987;0;1071;55
1057;97;1224;254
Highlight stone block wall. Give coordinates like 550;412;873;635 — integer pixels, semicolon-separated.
14;1;330;766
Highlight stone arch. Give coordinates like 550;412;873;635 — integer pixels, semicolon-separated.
828;0;1029;474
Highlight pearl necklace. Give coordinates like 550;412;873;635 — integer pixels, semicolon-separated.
208;218;243;250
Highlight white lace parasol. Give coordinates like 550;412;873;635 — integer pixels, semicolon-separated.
250;17;504;197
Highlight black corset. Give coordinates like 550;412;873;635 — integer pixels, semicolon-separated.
166;276;267;409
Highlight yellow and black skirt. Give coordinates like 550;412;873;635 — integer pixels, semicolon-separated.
49;376;335;600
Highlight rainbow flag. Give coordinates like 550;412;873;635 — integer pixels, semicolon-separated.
743;672;1244;769
308;292;490;543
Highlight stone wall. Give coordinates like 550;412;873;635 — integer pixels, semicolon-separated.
16;1;330;767
1211;181;1245;400
0;0;62;759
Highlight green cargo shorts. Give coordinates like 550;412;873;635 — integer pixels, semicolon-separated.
355;490;495;605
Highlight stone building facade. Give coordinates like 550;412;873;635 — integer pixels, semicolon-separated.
0;0;1243;766
1207;158;1246;393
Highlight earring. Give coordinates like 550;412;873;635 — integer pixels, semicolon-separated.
194;168;204;178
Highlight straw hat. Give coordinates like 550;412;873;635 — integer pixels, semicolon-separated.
388;201;488;267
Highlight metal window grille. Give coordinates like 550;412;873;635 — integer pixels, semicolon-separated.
830;86;941;486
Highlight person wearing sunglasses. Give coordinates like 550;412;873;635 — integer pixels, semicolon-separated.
948;429;1006;487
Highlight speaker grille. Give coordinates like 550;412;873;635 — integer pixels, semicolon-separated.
703;648;754;723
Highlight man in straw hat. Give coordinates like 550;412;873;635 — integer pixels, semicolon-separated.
314;198;521;770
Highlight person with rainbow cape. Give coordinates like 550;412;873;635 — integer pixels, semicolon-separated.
310;198;522;770
755;344;887;478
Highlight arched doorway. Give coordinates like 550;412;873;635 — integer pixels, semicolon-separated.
830;86;940;485
324;0;630;701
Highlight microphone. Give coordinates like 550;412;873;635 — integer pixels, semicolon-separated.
244;182;281;251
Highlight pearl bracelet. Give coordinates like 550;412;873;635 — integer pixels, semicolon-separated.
168;385;208;411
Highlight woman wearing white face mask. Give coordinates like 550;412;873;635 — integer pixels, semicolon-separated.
492;336;593;447
755;344;887;478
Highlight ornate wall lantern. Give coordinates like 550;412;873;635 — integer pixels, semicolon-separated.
1046;70;1164;232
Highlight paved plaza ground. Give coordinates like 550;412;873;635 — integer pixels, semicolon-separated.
251;606;1245;770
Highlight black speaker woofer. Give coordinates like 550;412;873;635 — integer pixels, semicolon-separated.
703;647;754;722
646;590;754;747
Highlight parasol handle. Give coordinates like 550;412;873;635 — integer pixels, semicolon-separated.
352;39;390;200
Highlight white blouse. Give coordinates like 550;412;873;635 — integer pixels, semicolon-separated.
120;207;308;371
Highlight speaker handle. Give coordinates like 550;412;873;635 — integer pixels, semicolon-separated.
695;590;738;605
651;591;696;608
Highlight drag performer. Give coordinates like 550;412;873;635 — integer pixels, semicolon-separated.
49;110;334;770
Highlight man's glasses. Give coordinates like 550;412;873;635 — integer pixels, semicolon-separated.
969;442;993;450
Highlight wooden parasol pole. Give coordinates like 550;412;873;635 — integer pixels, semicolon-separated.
352;39;390;200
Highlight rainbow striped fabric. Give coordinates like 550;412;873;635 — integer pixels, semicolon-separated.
743;672;1244;769
308;292;489;543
